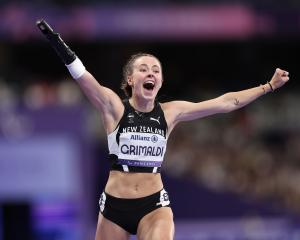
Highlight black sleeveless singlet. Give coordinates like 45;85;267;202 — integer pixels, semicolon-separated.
108;99;168;173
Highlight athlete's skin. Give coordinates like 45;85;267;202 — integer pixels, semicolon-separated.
76;55;289;240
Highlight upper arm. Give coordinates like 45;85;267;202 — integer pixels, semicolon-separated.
76;71;124;133
162;96;228;130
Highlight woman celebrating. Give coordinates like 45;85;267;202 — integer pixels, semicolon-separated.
37;20;289;240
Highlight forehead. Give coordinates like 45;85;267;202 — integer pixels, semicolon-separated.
133;56;161;68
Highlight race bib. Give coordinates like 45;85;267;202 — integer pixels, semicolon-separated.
117;132;167;167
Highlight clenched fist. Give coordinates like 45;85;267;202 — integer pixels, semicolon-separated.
269;68;289;91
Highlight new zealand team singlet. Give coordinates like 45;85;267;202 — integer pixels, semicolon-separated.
108;99;168;173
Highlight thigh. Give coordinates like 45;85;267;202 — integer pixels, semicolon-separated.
137;207;175;240
95;212;130;240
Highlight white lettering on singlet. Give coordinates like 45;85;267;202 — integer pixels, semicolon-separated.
122;126;165;137
122;126;138;133
120;144;164;157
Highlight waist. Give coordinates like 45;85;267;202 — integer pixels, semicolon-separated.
104;170;163;198
109;154;162;173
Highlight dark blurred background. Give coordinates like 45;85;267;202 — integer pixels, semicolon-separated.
0;0;300;239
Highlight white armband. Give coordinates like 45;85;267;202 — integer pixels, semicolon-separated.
66;57;86;80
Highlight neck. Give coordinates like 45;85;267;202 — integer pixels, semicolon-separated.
129;97;155;112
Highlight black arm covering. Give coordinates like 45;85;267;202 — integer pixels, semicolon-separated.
36;19;76;65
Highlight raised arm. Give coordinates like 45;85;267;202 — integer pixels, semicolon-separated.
36;20;124;133
162;68;289;131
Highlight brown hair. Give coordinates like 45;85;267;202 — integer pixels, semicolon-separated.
121;53;162;97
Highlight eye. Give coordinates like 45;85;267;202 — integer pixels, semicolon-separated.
140;68;147;72
152;67;160;74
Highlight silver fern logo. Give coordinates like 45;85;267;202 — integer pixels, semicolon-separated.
127;113;134;123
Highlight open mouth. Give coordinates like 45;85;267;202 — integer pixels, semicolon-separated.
143;81;155;90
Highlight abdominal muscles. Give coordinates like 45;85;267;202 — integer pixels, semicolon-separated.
104;171;163;198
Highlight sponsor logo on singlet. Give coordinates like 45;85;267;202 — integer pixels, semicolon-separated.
150;116;160;124
130;134;159;143
151;135;158;143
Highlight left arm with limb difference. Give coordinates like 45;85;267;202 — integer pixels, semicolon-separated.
162;68;289;131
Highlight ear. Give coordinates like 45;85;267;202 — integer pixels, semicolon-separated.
127;76;133;86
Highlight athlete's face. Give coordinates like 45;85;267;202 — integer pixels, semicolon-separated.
127;56;163;101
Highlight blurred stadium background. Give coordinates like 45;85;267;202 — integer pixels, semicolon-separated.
0;0;300;239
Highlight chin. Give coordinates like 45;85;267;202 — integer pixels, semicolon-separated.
141;95;155;101
142;91;157;100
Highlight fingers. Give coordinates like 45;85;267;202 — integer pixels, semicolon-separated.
276;68;289;76
281;70;289;82
275;68;290;82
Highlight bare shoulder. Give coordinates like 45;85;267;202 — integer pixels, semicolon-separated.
160;100;183;111
160;101;181;117
160;100;193;115
160;100;194;124
160;101;186;134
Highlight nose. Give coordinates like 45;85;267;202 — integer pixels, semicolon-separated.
147;73;154;78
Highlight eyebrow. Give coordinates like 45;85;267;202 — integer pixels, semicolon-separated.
138;64;160;69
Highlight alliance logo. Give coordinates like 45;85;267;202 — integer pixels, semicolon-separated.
151;135;158;143
130;135;150;141
130;134;159;143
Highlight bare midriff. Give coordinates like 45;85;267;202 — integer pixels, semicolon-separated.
104;170;164;198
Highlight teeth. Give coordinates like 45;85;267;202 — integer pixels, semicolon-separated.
145;80;154;85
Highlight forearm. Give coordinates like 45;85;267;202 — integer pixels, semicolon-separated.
36;19;122;112
222;83;272;112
